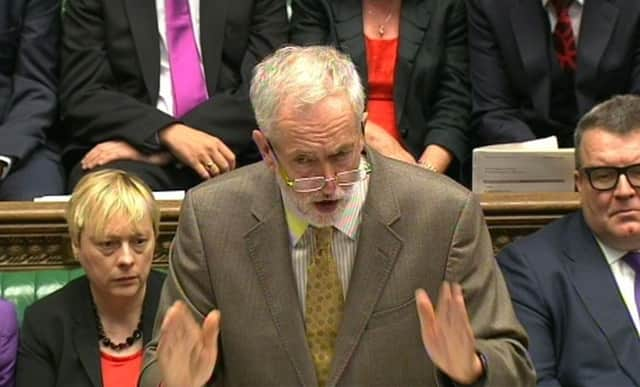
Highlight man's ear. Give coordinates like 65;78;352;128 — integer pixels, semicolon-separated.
574;169;583;193
252;129;276;171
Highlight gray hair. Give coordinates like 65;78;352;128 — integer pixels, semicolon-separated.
250;45;365;137
575;95;640;168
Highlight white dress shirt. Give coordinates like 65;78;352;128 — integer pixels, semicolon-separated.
543;0;584;43
596;238;640;336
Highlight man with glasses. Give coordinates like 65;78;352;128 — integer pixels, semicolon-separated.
140;46;534;387
498;94;640;386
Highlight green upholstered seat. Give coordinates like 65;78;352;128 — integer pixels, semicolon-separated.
0;268;85;323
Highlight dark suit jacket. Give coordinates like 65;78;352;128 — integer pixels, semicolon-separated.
468;0;640;146
60;0;288;168
290;0;471;173
16;271;165;387
498;212;640;387
0;0;59;164
140;150;534;387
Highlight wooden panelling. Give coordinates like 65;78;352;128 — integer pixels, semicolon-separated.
0;193;580;270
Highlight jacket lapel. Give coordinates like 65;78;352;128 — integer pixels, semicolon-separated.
575;0;618;112
200;0;227;95
124;0;161;100
328;151;403;386
72;283;102;387
510;0;551;117
333;0;367;87
395;0;429;125
564;213;640;386
245;175;317;386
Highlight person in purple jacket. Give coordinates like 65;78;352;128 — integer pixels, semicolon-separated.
0;299;18;387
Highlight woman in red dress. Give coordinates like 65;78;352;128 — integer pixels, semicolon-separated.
291;0;470;180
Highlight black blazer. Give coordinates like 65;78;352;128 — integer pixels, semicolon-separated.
290;0;471;173
468;0;640;146
0;0;59;163
59;0;288;168
498;212;640;386
16;271;166;387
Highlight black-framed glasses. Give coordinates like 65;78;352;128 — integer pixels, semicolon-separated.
581;163;640;191
266;139;371;193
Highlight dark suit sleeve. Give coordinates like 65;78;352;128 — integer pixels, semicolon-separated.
467;0;536;146
497;243;562;387
0;0;59;162
421;0;471;165
15;304;57;387
60;0;176;153
179;0;289;158
289;0;333;45
442;195;535;386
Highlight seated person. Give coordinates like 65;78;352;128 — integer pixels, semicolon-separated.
16;169;166;387
289;0;470;179
0;300;17;387
468;0;640;147
60;0;288;191
0;0;65;200
499;95;640;386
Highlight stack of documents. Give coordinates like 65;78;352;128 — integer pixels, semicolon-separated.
472;136;575;193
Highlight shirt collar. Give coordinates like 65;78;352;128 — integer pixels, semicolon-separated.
595;236;631;266
542;0;583;7
283;157;369;246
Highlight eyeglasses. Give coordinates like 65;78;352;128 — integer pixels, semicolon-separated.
581;163;640;191
266;139;371;193
280;163;372;193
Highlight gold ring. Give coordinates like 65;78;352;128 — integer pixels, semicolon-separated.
205;162;215;170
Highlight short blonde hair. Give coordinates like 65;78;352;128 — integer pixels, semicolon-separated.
66;169;160;245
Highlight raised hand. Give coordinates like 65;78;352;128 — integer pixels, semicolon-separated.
159;124;236;179
415;282;484;385
157;301;221;387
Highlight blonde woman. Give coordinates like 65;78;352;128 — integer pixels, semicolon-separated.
16;169;165;387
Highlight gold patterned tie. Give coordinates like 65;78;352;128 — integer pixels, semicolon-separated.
305;226;344;387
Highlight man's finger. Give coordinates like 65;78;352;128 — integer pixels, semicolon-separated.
218;144;236;169
415;288;437;334
209;152;229;173
202;310;221;351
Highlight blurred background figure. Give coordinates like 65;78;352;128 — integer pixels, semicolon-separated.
60;0;288;191
468;0;640;147
0;0;65;200
0;299;18;387
290;0;471;181
16;169;165;387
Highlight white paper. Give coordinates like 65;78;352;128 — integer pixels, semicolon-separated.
34;190;185;202
472;136;575;193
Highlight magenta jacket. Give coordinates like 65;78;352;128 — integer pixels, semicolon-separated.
0;300;17;387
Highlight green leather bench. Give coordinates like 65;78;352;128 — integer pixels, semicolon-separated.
0;268;85;323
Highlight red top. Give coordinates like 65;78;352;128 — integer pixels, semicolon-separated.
365;36;400;141
101;349;144;387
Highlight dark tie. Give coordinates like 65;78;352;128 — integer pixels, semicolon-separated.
623;252;640;319
165;0;208;117
551;0;577;71
305;227;343;387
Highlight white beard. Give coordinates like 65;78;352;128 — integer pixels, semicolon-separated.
277;176;353;227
